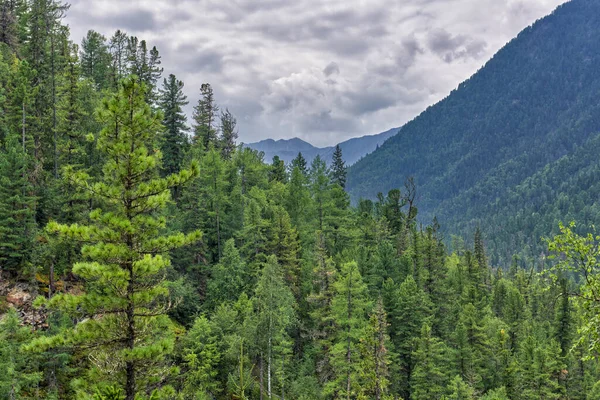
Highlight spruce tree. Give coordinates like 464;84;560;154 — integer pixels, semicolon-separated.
28;76;201;399
359;297;392;400
290;152;308;176
410;323;452;400
80;30;110;90
254;255;296;399
108;29;128;87
158;73;189;176
193;83;219;150
0;135;36;274
269;155;287;182
0;308;42;398
330;144;346;189
325;261;372;399
219;108;238;160
180;316;221;398
206;238;249;310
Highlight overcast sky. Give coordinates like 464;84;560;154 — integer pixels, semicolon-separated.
64;0;566;147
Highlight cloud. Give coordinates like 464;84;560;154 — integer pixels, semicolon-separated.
323;62;340;77
426;28;487;63
64;0;567;146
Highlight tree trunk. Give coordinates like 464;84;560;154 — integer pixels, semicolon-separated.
268;335;272;399
260;353;264;400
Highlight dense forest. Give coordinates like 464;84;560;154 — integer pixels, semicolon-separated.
2;1;600;400
346;0;600;266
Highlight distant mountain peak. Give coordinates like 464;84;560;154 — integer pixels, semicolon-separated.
246;129;398;166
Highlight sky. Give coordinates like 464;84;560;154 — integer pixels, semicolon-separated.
64;0;566;147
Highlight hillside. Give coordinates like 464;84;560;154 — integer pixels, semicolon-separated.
347;0;600;264
246;127;398;166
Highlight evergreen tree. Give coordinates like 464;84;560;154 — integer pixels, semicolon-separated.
384;275;432;399
80;30;110;90
220;108;237;160
269;155;287;182
0;0;22;50
0;308;42;399
410;323;452;400
158;73;189;176
28;77;201;399
330;144;347;189
193;83;219;150
108;29;128;87
0;136;36;274
180;316;221;398
290;152;308;176
359;297;392;400
325;261;372;399
254;255;296;399
206;238;249;310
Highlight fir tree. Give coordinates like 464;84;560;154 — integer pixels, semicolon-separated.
158;73;189;176
290;152;308;176
80;30;110;90
325;261;372;399
220;108;238;160
269;155;287;183
206;238;249;310
410;323;452;400
0;308;42;399
181;316;221;398
330;144;346;189
254;255;296;399
359;297;392;400
193;82;219;150
0;135;36;274
108;29;128;87
28;76;201;399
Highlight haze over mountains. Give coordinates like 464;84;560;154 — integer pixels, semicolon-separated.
345;0;600;264
246;128;398;166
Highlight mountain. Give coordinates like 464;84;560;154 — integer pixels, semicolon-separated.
245;127;398;166
346;0;600;265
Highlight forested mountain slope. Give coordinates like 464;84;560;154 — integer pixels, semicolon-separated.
347;0;600;263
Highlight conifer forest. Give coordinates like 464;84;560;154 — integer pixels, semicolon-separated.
2;1;600;399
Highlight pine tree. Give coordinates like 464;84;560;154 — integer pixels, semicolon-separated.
193;83;219;150
28;77;201;399
325;261;372;399
220;108;238;160
80;30;110;90
330;144;347;189
158;73;189;176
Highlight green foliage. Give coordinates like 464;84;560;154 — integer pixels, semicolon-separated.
27;76;200;398
0;308;42;398
347;0;600;266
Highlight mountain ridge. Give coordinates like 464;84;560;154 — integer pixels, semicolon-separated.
245;127;398;166
347;0;600;264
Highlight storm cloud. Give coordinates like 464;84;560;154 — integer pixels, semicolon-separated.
65;0;566;146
